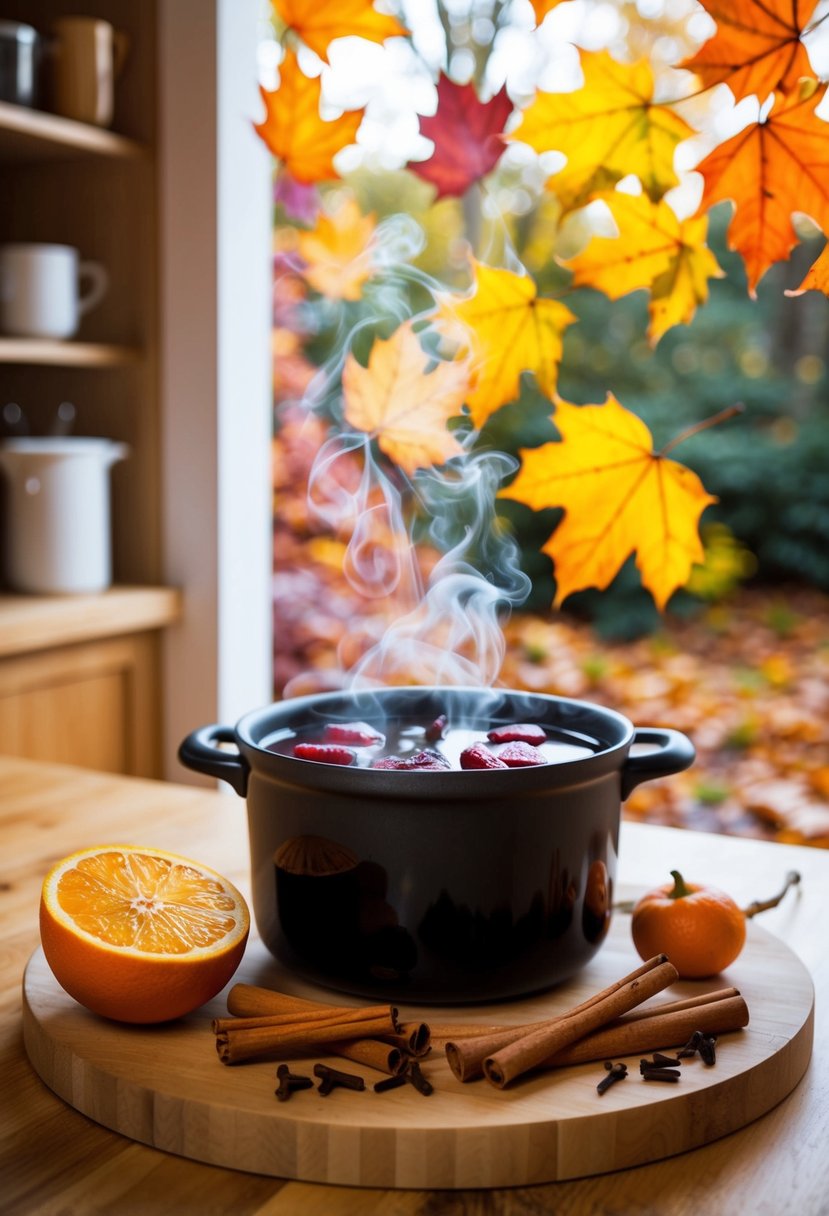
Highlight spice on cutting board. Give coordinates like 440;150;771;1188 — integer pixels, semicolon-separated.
214;959;749;1095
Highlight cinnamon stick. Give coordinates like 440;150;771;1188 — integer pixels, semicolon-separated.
329;1038;406;1075
446;955;675;1082
212;1004;393;1035
542;994;749;1067
227;983;359;1019
216;1013;398;1065
619;986;740;1023
378;1022;432;1057
433;986;741;1046
484;955;679;1087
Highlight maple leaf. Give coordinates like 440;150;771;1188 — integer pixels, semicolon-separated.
499;394;717;610
254;51;364;184
529;1;568;27
786;240;829;295
564;193;724;343
681;0;820;104
341;322;469;475
408;75;513;200
272;0;407;64
435;261;575;429
297;197;376;301
509;51;694;213
696;83;829;295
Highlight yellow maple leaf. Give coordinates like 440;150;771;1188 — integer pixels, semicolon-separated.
510;51;694;213
297;197;376;301
564;193;724;343
272;0;407;64
254;51;364;183
499;394;717;610
342;322;470;475
436;261;575;429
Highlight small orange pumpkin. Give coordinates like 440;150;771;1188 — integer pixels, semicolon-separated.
631;870;746;979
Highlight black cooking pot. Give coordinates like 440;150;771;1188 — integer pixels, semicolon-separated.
179;687;694;1003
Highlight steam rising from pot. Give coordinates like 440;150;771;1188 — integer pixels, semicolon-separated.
280;210;530;696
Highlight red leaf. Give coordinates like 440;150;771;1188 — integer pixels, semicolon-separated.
409;74;513;199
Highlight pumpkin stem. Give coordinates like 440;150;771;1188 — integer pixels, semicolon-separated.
669;870;692;900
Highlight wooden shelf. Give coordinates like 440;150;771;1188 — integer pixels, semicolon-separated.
0;585;182;658
0;338;141;367
0;100;146;162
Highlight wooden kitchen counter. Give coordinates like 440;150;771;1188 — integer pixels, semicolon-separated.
1;754;826;1215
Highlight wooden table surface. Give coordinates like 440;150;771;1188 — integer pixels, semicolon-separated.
2;754;827;1216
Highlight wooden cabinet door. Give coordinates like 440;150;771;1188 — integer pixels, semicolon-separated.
0;632;161;775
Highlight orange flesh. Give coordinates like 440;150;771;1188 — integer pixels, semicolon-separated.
55;852;240;954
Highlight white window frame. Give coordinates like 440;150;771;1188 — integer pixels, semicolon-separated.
158;0;273;779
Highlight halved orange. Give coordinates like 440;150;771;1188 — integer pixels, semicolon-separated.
39;845;250;1024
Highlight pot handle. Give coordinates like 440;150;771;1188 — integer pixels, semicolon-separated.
177;725;249;797
620;728;695;800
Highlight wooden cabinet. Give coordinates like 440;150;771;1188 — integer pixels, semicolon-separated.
0;2;180;776
0;589;180;775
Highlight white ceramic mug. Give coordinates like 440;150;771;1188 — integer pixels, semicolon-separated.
0;243;108;339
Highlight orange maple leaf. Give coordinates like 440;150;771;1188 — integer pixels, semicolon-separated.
435;261;575;429
696;83;829;295
510;51;694;212
254;51;364;184
564;193;724;343
499;395;717;610
341;322;470;475
529;0;568;25
682;0;820;104
297;197;376;301
272;0;407;63
785;239;829;295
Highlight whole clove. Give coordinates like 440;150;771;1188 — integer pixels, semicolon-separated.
677;1030;704;1059
313;1062;366;1095
699;1035;718;1066
597;1061;628;1094
275;1064;314;1101
374;1073;408;1093
406;1061;434;1096
640;1068;681;1083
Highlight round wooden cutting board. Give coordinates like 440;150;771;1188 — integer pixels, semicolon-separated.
22;916;814;1189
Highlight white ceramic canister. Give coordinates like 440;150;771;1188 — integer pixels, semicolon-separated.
0;437;128;594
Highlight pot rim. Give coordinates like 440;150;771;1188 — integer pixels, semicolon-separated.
233;686;636;800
